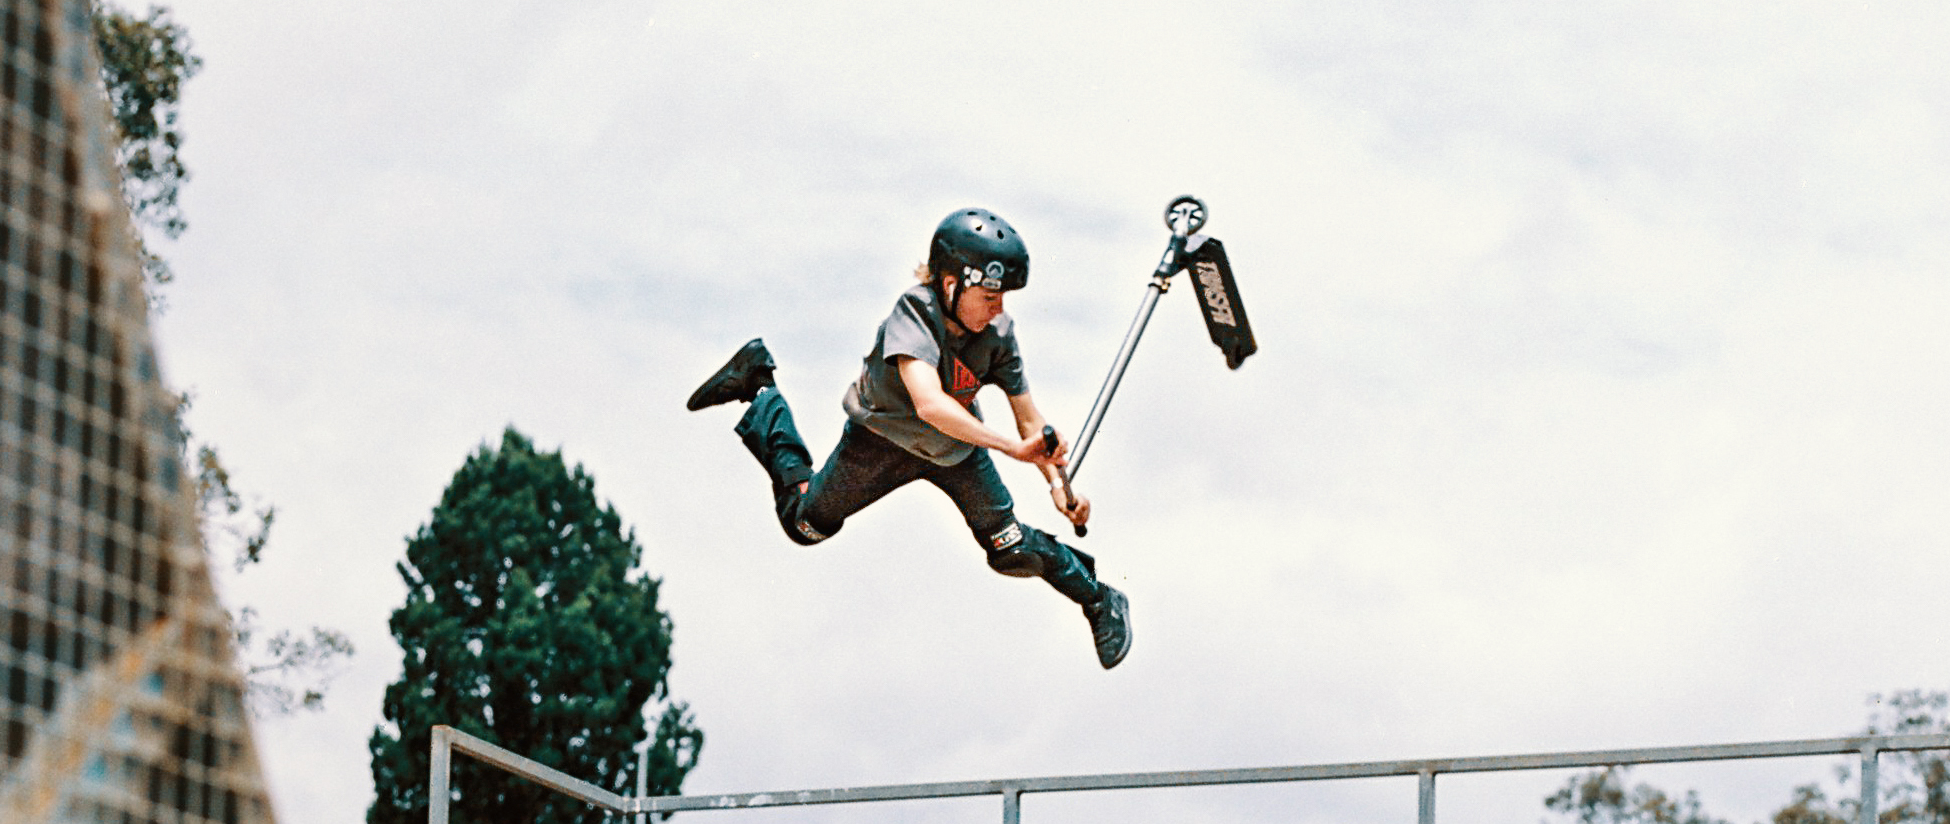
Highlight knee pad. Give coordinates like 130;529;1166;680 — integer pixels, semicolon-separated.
775;482;838;546
984;524;1103;605
982;520;1044;578
787;518;834;546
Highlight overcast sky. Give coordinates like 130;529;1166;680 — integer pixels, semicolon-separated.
142;1;1947;822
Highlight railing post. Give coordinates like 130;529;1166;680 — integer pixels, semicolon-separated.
636;742;650;824
1857;746;1879;824
1417;769;1436;824
1002;787;1022;824
429;726;452;824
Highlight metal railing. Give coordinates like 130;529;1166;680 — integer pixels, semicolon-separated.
427;725;1950;824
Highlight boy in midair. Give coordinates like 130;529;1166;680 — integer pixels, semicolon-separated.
686;207;1132;669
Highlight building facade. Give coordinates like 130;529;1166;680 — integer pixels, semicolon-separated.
1;1;277;821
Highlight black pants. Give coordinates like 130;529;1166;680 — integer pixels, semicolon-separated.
734;387;1105;605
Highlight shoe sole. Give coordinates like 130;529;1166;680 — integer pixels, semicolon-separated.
686;339;771;410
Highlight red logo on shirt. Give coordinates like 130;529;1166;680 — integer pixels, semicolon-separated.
949;357;980;408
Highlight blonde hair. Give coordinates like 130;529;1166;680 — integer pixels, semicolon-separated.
914;261;939;285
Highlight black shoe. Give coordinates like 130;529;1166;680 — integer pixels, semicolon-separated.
1083;586;1131;670
686;339;776;411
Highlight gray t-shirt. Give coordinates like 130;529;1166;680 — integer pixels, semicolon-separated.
841;284;1029;466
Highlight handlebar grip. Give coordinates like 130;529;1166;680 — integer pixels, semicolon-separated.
1042;426;1087;538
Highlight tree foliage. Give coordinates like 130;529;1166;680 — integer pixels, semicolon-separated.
1787;690;1950;824
177;391;353;714
1546;767;1730;824
231;605;355;714
368;429;703;824
95;2;354;715
1544;691;1950;824
91;0;200;287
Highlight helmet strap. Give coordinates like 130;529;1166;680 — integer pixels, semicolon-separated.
941;273;975;336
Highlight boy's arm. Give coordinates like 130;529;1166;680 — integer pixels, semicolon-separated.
896;356;1047;465
1007;391;1092;527
1005;391;1057;468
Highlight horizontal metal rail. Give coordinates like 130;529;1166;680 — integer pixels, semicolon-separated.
428;726;1950;824
428;725;631;820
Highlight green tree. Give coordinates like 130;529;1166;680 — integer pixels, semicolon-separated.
368;429;703;824
1769;691;1950;824
175;389;353;714
1544;691;1950;824
91;0;199;289
1545;766;1730;824
94;1;355;713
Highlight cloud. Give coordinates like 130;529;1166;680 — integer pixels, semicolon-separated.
150;1;1950;822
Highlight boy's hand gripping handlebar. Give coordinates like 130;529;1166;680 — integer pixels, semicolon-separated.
1042;425;1086;538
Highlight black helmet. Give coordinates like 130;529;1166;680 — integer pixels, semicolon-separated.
929;208;1029;291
